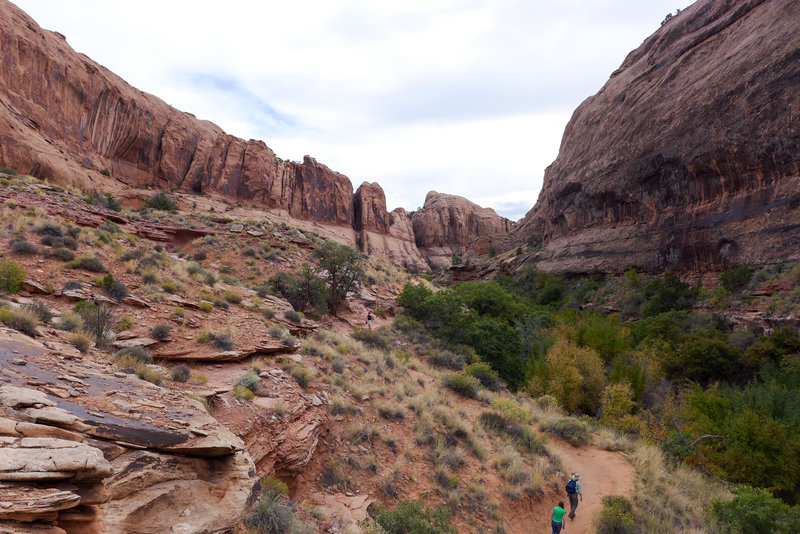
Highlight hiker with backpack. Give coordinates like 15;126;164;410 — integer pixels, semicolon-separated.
566;473;582;519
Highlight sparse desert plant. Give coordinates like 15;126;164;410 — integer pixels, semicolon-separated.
0;306;39;337
161;280;178;293
429;350;465;370
116;315;133;331
134;363;163;385
79;303;114;342
189;374;209;385
67;256;106;272
0;261;27;293
207;331;233;351
57;311;83;332
140;269;160;285
332;355;347;373
545;417;591;447
348;422;378;444
289;365;313;388
150;324;172;341
34;221;63;237
171;363;191;383
281;334;300;348
67;331;93;353
479;411;547;455
268;324;286;337
114;345;153;364
235;370;261;392
234;385;255;402
49;247;75;261
21;301;53;323
595;496;635;534
464;362;504;391
199;301;213;313
352;326;389;349
375;401;405;420
371;499;456;534
11;239;38;255
145;191;177;212
443;372;480;399
284;309;302;323
223;289;242;304
105;278;129;302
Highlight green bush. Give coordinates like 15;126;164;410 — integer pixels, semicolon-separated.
0;166;18;175
57;311;83;332
145;191;177;211
290;365;313;388
464;362;503;391
78;303;114;342
718;265;751;293
233;385;255;402
595;495;635;534
199;301;213;313
49;247;75;261
641;273;698;317
711;486;800;534
0;261;27;293
235;370;260;392
429;350;465;370
67;330;93;353
284;309;302;322
21;301;53;323
67;256;106;272
371;500;456;534
478;411;546;455
443;372;480;398
352;326;389;349
546;417;591;447
208;331;234;351
223;290;242;304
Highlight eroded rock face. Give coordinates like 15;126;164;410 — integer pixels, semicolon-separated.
518;0;800;273
413;191;515;269
0;332;257;534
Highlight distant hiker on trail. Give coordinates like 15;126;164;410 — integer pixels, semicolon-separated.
551;501;566;533
566;473;582;519
366;312;373;329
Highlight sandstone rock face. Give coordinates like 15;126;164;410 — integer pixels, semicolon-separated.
0;1;503;268
0;332;257;534
413;191;515;269
518;0;800;273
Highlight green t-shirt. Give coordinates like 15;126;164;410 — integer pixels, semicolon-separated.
552;506;566;522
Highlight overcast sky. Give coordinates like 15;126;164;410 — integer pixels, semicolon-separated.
13;0;687;220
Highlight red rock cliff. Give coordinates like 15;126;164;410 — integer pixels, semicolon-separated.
518;0;800;273
413;191;515;269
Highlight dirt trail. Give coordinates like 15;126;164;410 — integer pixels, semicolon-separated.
513;440;635;534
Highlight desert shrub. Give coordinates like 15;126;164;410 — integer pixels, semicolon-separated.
67;331;93;353
742;326;800;370
192;250;207;261
98;220;120;234
161;281;178;293
290;365;313;388
332;355;347;373
0;306;39;337
207;331;233;350
0;166;17;175
664;332;741;382
0;261;27;293
376;401;405;420
223;290;242;304
140;269;159;285
199;301;213;313
242;247;256;257
464;362;504;391
78;303;114;342
312;241;364;312
49;247;75;261
490;398;530;424
371;500;456;534
67;256;106;272
135;363;163;385
595;496;635;534
213;298;229;309
34;221;63;237
21;301;53;323
106;280;129;302
478;411;547;455
243;488;296;534
150;324;172;341
11;239;38;255
429;350;465;370
718;265;751;293
234;385;255;402
545;417;591;447
145;191;177;211
171;364;191;383
114;346;153;364
57;311;83;331
284;309;302;322
600;382;638;431
281;334;300;348
443;372;480;399
352;326;389;349
236;370;261;392
710;486;800;534
117;315;134;331
641;273;698;317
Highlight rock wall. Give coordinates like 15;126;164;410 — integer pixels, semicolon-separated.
0;0;430;269
413;191;515;269
518;0;800;273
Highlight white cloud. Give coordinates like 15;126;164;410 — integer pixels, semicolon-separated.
13;0;686;219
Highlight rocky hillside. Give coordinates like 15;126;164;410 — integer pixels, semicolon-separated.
0;0;513;272
518;0;800;273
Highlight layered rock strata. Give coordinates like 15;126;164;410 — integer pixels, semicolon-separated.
413;191;515;269
518;0;800;273
0;331;257;534
0;1;432;269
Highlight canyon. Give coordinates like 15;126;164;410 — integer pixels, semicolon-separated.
0;0;510;272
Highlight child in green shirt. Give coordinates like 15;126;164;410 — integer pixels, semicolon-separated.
552;501;566;533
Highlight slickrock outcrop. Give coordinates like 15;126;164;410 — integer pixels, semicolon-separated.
413;191;515;269
518;0;800;273
0;331;257;534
